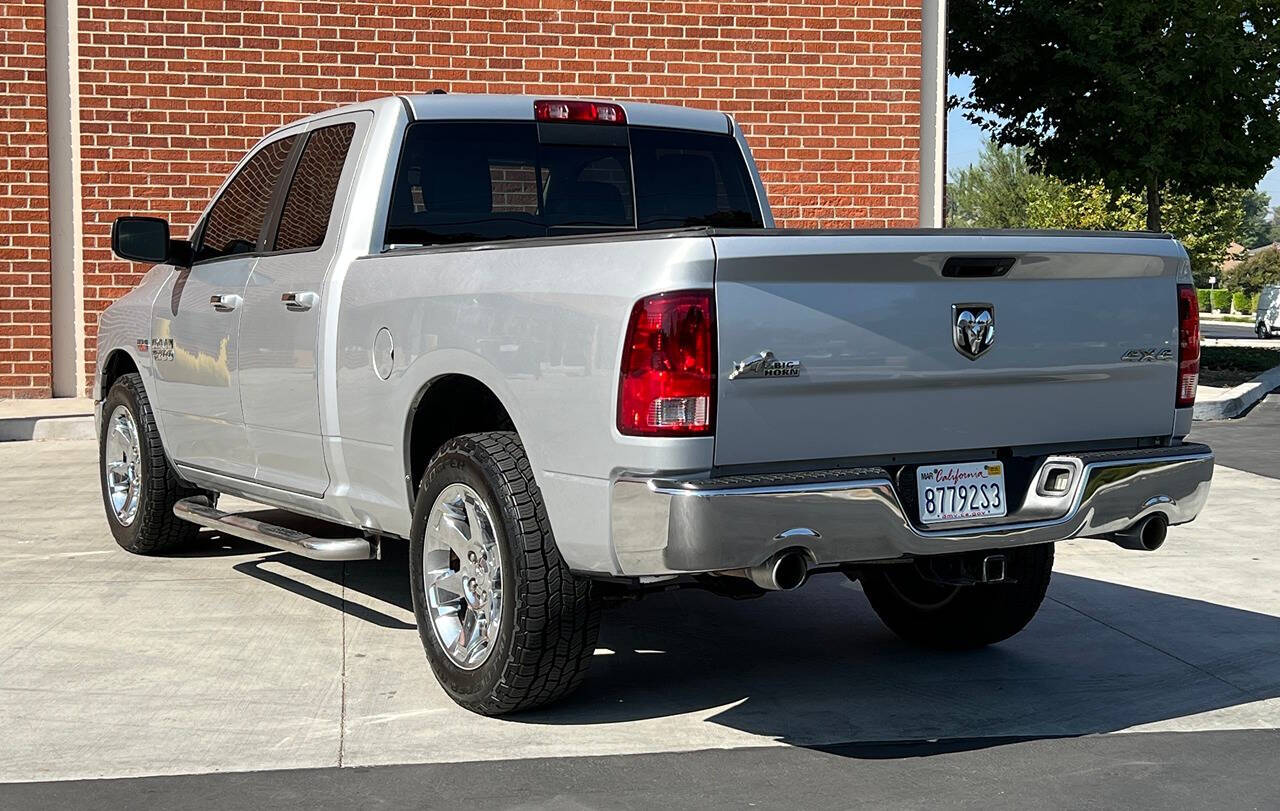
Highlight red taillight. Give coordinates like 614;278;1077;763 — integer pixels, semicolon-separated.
533;99;626;125
1177;284;1200;408
618;290;715;436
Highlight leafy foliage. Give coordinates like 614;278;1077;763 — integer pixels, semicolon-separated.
1211;289;1233;312
1222;247;1280;296
950;1;1280;230
947;142;1044;228
1233;290;1252;314
1197;289;1210;312
947;143;1246;282
1199;346;1280;387
1240;190;1274;249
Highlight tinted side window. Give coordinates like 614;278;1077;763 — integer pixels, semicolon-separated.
196;135;297;263
274;123;357;251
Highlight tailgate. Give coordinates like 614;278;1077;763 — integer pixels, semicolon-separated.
712;232;1184;468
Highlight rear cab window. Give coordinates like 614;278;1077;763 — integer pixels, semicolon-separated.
385;120;763;249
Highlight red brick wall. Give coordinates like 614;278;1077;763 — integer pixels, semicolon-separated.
77;0;922;390
0;1;51;398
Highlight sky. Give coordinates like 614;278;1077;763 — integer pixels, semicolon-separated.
947;74;1280;214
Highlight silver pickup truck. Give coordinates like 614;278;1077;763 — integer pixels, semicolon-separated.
99;94;1214;715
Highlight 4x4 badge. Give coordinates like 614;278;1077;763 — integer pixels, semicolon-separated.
137;337;175;362
953;304;995;360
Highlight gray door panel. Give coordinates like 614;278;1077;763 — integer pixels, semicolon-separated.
239;257;330;495
151;260;256;477
237;115;367;496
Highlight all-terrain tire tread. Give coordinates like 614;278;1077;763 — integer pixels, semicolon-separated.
421;431;601;714
102;373;208;554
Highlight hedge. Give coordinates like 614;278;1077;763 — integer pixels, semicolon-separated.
1252;292;1262;314
1233;291;1251;315
1211;289;1232;312
1196;289;1210;312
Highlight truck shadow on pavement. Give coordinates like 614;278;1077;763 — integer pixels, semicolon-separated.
196;530;1280;754
550;574;1280;753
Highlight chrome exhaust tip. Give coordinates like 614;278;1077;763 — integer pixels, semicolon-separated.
722;551;810;591
1107;513;1169;552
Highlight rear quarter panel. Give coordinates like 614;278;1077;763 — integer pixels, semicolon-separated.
333;235;716;571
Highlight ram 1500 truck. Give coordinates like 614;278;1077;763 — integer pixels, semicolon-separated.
99;94;1215;715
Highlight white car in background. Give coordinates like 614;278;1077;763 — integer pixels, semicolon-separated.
1257;284;1280;339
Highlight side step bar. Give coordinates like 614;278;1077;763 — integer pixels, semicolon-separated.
173;497;377;561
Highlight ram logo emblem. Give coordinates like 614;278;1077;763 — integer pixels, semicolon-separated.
953;304;995;360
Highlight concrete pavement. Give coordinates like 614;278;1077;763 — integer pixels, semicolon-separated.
1;436;1278;797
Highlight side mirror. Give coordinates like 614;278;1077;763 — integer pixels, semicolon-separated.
111;216;191;267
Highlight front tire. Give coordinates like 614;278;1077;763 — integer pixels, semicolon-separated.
860;543;1054;649
99;373;209;554
409;432;601;715
1258;322;1270;340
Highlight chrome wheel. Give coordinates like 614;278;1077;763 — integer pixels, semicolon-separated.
423;483;504;670
104;404;142;526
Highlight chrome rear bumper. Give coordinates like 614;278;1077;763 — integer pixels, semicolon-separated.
609;444;1214;576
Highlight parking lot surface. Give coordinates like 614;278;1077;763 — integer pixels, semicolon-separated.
1;409;1278;806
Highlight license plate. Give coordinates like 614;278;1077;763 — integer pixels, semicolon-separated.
915;461;1007;524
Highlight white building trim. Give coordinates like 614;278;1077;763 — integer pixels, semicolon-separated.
919;0;947;228
46;0;87;397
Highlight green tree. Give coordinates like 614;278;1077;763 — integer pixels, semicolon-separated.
1240;190;1273;249
1027;182;1244;283
1159;190;1250;284
1222;248;1280;295
947;144;1246;281
947;141;1044;227
950;1;1280;232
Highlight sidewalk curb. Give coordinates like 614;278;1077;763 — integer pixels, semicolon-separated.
1193;363;1280;421
0;414;95;441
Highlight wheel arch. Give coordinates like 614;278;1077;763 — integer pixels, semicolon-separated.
402;373;519;510
98;347;143;402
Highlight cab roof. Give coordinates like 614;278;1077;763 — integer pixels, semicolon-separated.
399;93;732;134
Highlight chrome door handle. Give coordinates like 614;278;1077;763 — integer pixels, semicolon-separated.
281;291;319;312
210;293;242;312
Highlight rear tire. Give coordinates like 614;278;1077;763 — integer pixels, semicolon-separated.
860;543;1053;649
409;431;601;715
99;373;210;554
